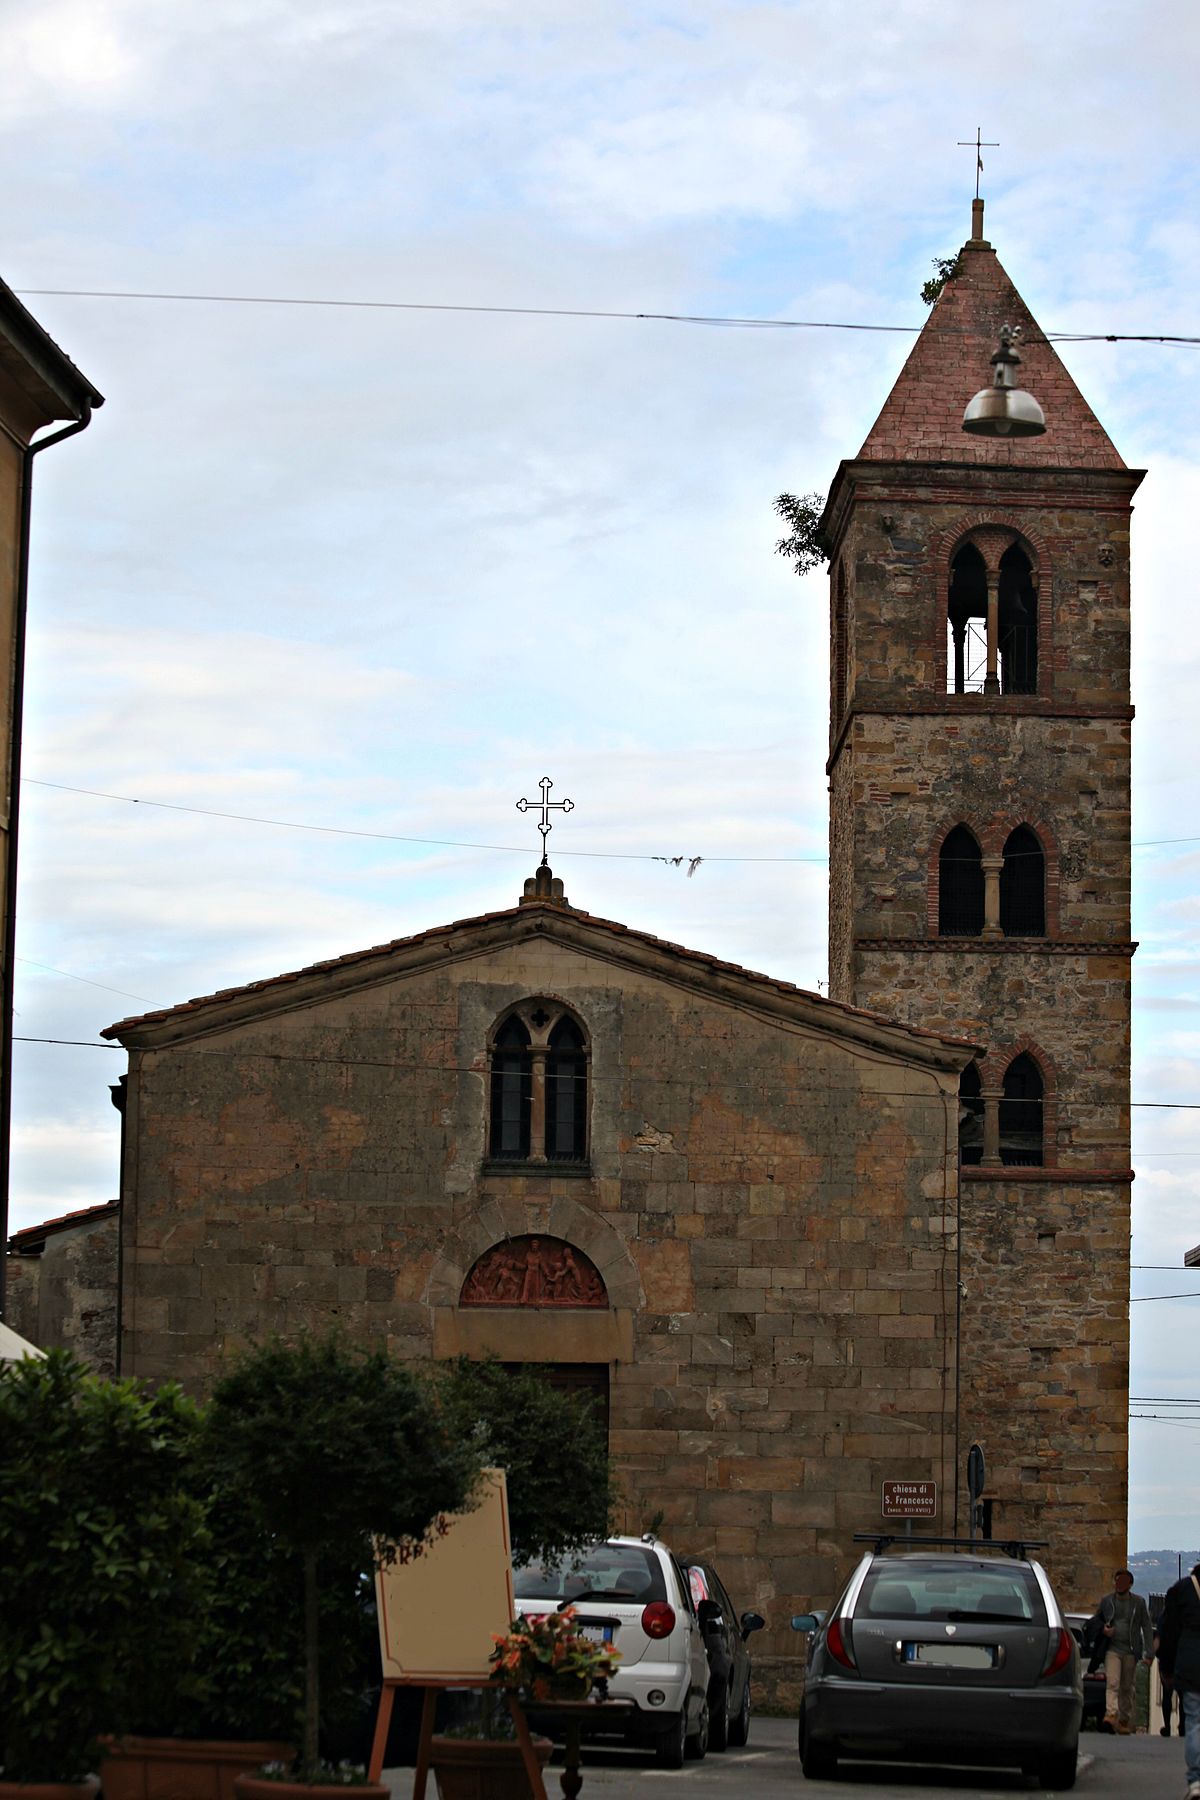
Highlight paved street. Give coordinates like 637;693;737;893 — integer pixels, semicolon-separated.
386;1719;1186;1797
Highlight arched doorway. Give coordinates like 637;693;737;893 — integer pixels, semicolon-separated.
458;1234;611;1434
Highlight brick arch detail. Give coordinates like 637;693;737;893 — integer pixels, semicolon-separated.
977;1035;1058;1169
926;814;1061;937
931;513;1053;699
427;1195;641;1312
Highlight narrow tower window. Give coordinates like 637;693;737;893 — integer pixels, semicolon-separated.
546;1016;587;1162
939;826;985;935
946;543;987;694
489;1015;532;1159
958;1063;984;1166
999;1053;1044;1166
998;544;1037;694
1000;826;1046;936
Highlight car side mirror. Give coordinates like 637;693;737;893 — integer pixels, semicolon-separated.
697;1598;724;1628
740;1610;765;1639
790;1613;820;1633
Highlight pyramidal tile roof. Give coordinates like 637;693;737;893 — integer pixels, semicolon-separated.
857;212;1125;470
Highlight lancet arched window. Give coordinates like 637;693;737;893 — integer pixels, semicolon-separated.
958;1063;984;1166
939;826;985;936
489;1015;532;1159
998;544;1037;694
487;1002;590;1167
947;543;987;694
999;1053;1044;1167
1000;826;1046;936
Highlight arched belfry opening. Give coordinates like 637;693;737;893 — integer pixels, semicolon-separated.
947;542;987;694
998;543;1037;694
946;536;1038;696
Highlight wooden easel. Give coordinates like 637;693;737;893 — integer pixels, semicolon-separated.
367;1675;547;1798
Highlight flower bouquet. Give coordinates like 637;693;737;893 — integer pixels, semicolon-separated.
489;1608;622;1705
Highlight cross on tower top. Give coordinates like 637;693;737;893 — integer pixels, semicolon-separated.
516;776;573;866
957;127;999;201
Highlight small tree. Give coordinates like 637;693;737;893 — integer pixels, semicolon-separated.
435;1358;617;1568
0;1351;206;1782
921;252;961;306
204;1335;483;1776
773;491;827;578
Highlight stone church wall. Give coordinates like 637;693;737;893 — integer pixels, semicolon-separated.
5;1211;119;1375
117;929;966;1707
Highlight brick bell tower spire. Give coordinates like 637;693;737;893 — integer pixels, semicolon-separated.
820;205;1143;1598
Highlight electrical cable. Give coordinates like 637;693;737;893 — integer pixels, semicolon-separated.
15;286;1200;347
21;778;1200;863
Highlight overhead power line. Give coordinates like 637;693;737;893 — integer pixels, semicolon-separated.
15;285;1200;347
22;778;1200;866
23;779;827;864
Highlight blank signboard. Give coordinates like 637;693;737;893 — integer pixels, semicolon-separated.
374;1467;515;1681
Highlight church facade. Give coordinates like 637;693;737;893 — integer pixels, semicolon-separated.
100;865;974;1703
8;205;1138;1704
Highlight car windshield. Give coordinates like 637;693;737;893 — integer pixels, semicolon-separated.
513;1544;667;1604
858;1561;1047;1624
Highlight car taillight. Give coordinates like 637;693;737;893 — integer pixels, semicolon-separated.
641;1602;676;1639
1040;1626;1073;1679
826;1615;856;1670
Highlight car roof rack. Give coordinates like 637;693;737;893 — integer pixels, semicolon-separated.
852;1533;1048;1561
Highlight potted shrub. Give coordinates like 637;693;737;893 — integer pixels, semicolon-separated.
98;1477;303;1798
0;1351;206;1796
200;1333;483;1797
424;1361;617;1797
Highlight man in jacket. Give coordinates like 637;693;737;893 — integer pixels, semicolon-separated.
1157;1560;1200;1799
1089;1569;1153;1733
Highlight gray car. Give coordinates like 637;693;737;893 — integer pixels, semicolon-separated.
796;1548;1082;1789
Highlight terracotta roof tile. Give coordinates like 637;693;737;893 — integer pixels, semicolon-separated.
102;899;976;1054
7;1199;118;1252
858;235;1124;470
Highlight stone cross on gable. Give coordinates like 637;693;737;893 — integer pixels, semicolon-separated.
516;775;573;865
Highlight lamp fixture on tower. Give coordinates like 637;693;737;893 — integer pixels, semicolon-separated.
962;324;1046;438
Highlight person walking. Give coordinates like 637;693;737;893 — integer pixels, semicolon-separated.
1156;1604;1187;1738
1156;1559;1200;1799
1089;1568;1153;1734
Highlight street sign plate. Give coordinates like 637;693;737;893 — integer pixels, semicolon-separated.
881;1479;937;1519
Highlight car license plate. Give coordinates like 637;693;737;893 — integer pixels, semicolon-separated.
581;1624;615;1644
905;1642;994;1668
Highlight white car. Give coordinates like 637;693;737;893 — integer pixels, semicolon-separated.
513;1534;712;1766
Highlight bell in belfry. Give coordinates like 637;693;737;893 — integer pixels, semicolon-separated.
962;324;1046;437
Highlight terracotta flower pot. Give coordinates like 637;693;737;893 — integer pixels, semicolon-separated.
429;1736;554;1800
233;1778;388;1800
100;1737;295;1800
0;1782;98;1800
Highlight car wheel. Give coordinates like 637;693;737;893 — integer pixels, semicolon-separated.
655;1709;687;1769
685;1696;709;1760
1036;1746;1078;1791
800;1732;839;1781
708;1676;730;1752
727;1672;750;1747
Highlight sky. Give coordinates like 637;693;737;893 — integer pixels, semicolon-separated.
3;0;1200;1548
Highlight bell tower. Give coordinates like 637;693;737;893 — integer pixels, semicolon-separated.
822;201;1142;1594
